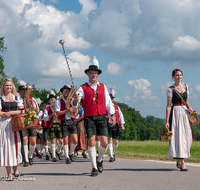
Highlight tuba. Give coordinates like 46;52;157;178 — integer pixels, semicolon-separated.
50;100;60;123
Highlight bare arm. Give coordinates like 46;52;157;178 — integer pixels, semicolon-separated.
165;99;172;129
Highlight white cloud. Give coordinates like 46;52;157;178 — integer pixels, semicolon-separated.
194;84;200;92
124;95;131;101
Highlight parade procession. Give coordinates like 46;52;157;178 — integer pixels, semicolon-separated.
0;40;126;180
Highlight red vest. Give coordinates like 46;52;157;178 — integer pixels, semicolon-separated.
41;109;46;127
45;107;53;128
29;97;33;106
58;99;66;121
81;83;107;117
114;104;120;125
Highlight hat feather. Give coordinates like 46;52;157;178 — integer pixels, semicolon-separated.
92;56;99;68
36;98;42;106
50;88;56;96
19;80;27;86
109;88;116;97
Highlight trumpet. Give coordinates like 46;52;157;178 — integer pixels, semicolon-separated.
24;86;38;112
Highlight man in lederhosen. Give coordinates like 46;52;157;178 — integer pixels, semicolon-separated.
56;85;78;164
18;85;39;167
44;94;63;162
73;57;116;176
107;91;125;162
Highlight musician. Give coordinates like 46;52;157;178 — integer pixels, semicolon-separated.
73;57;116;176
43;94;63;162
18;85;39;167
107;93;125;162
38;99;50;160
56;85;78;164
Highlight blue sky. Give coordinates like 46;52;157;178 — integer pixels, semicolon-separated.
1;0;200;118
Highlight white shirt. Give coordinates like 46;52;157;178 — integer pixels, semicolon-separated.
113;103;125;124
0;95;23;109
38;110;44;120
75;81;115;115
43;105;58;123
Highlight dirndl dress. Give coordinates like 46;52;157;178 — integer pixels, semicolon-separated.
167;84;192;158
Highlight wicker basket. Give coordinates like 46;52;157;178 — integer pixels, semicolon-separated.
161;129;170;142
11;114;38;131
189;114;199;125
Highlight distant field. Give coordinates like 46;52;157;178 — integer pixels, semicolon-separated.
107;140;200;163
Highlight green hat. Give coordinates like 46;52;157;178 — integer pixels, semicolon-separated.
84;65;102;75
109;93;115;99
47;94;56;100
43;99;50;104
60;85;71;92
18;85;27;92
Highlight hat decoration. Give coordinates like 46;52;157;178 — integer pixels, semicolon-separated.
109;88;116;99
60;84;71;92
47;88;57;100
84;56;102;74
18;80;27;91
36;98;42;106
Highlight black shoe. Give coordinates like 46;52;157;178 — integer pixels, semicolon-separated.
52;157;57;162
29;158;33;165
38;152;42;158
176;162;181;169
56;151;63;160
180;166;188;171
97;160;103;173
109;157;114;162
66;158;71;164
113;154;116;161
69;154;75;162
14;173;20;178
23;161;29;167
46;155;49;160
82;153;88;159
91;168;98;177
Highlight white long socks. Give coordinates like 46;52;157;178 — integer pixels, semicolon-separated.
45;145;49;156
51;144;56;158
63;145;69;159
113;143;118;153
29;144;36;159
24;145;29;162
88;146;97;169
97;146;107;162
57;143;63;154
108;143;114;157
36;144;41;153
96;141;100;153
69;143;77;155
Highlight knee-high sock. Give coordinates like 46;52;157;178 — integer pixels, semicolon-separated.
45;146;49;156
29;144;36;159
97;146;107;162
96;141;100;153
36;144;41;153
51;144;56;158
108;143;113;157
57;143;63;154
69;143;77;155
63;145;69;159
24;145;29;162
41;145;45;153
113;143;118;153
88;146;97;169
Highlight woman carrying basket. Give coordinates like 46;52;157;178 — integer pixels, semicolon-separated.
165;69;193;171
0;79;24;180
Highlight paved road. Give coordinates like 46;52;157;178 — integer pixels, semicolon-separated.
0;154;199;190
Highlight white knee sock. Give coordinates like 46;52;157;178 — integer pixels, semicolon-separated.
96;141;100;153
113;143;118;153
97;146;107;162
45;146;49;156
41;145;45;153
24;145;29;162
63;145;69;159
29;144;36;159
88;146;97;169
108;143;113;157
57;143;63;154
69;143;77;155
36;144;41;153
51;144;56;158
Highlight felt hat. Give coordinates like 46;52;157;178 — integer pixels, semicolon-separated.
18;85;27;92
60;84;71;92
47;94;56;100
43;99;50;104
109;93;115;99
84;56;102;75
109;88;116;99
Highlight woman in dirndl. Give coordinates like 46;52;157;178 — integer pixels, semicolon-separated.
165;69;193;171
0;79;24;180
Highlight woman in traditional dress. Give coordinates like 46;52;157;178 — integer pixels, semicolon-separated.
0;79;24;179
165;69;193;171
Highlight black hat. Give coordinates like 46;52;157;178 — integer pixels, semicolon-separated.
109;93;115;99
43;99;50;104
18;85;27;92
84;65;102;75
60;85;71;92
47;94;56;100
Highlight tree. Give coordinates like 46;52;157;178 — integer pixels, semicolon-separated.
0;37;7;86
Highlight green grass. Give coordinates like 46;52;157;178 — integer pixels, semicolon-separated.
107;140;200;163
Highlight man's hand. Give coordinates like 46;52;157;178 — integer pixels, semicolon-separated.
120;124;125;131
110;115;116;127
66;107;73;113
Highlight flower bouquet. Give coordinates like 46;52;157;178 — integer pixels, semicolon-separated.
161;129;173;142
25;110;37;126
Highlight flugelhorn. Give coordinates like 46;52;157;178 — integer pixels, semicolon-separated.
50;100;60;123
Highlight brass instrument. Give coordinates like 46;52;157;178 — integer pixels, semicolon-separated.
51;100;60;123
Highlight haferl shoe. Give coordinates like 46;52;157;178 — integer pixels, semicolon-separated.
66;158;71;164
29;158;33;165
69;154;75;162
82;153;88;159
52;157;57;162
56;151;63;160
38;152;42;158
109;157;114;162
91;168;98;177
46;155;49;160
113;154;116;161
97;160;103;173
23;161;29;167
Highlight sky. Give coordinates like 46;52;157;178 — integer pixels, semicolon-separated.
1;0;200;118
